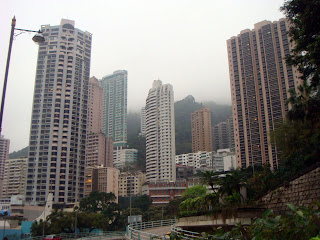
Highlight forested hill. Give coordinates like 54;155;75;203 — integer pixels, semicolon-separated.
174;95;232;154
9;146;28;159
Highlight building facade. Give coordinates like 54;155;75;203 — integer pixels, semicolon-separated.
118;171;146;197
145;80;176;182
227;19;300;170
100;70;128;147
140;107;146;136
84;166;119;201
175;151;213;170
213;149;236;172
113;147;138;168
86;133;114;167
0;136;10;199
148;178;200;204
213;116;234;151
191;107;213;153
26;19;92;204
87;76;103;134
2;157;27;198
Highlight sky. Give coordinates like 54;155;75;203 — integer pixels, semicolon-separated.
0;0;285;152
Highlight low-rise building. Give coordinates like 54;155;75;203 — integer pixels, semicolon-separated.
176;165;193;180
113;147;138;169
175;151;213;170
84;166;119;201
2;157;27;198
213;149;236;172
118;171;146;197
148;178;201;204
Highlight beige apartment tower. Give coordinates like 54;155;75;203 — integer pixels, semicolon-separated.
227;19;300;170
87;77;103;133
191;108;213;153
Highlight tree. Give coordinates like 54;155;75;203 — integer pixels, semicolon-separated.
281;0;320;89
47;210;74;234
199;171;224;202
79;191;117;213
182;185;207;198
132;195;152;212
30;220;49;237
77;212;111;232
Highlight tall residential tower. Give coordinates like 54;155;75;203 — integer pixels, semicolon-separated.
227;19;299;170
145;80;176;182
191;107;213;153
0;136;10;198
100;70;128;147
26;19;92;205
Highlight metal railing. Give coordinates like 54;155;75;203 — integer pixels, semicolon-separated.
23;231;126;240
126;219;175;240
170;226;211;239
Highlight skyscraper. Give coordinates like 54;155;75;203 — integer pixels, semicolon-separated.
191;107;213;153
0;135;10;199
227;19;300;170
140;107;146;136
26;19;92;204
87;77;103;134
100;70;128;147
85;76;114;168
213;122;228;151
145;80;176;182
212;116;234;151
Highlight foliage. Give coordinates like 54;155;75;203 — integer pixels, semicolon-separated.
132;194;152;212
79;191;118;214
271;0;320;173
281;0;320;89
117;208;143;230
174;95;205;154
182;185;207;198
271;119;320;169
77;212;112;232
126;135;146;171
8;146;28;159
210;203;320;240
30;219;49;237
47;210;75;234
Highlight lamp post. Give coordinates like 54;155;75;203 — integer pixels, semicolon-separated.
0;16;45;134
74;206;78;240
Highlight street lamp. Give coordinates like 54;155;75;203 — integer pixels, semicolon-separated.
0;16;45;133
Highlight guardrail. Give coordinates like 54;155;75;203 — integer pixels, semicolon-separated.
126;219;175;240
23;231;126;240
170;226;211;239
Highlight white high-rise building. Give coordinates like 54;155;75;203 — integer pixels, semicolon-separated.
3;157;27;198
26;19;92;205
0;136;10;199
145;80;176;182
140;107;146;136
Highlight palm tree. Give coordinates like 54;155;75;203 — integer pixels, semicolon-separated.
218;169;248;204
199;170;224;202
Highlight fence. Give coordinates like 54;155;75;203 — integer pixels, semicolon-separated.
126;219;175;240
22;231;126;240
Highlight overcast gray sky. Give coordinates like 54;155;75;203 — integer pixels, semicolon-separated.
0;0;285;152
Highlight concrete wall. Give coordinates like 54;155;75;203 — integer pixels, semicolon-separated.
260;165;320;212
